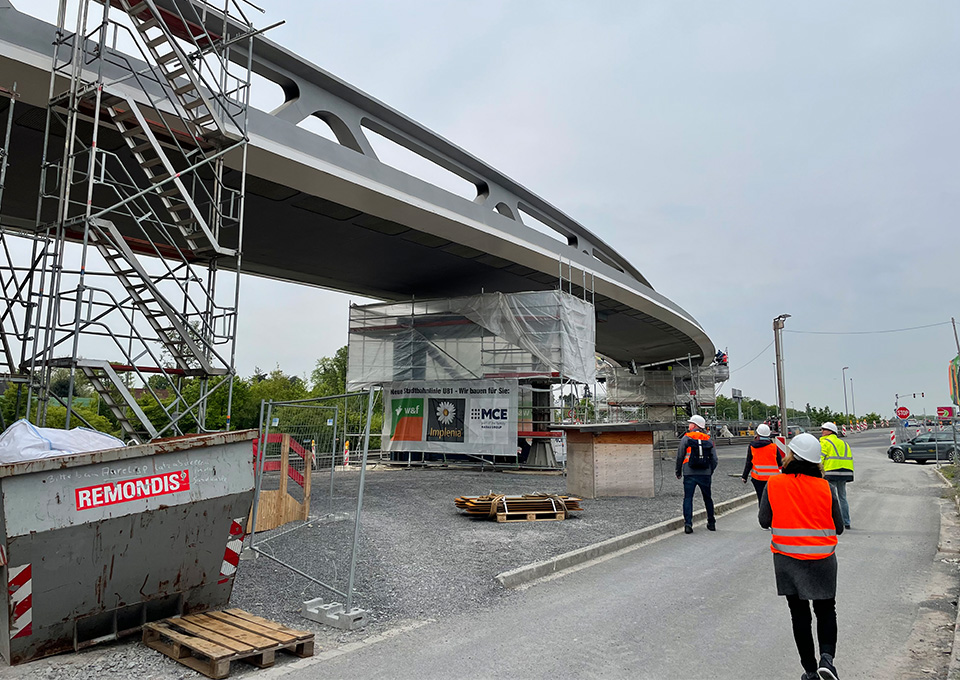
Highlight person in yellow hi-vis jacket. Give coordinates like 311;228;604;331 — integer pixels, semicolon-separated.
819;422;853;529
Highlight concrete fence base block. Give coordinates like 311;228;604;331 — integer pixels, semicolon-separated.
495;492;756;589
302;597;371;630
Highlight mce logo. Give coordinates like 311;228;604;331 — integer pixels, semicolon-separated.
471;408;508;420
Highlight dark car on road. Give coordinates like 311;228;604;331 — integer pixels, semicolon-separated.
887;431;958;464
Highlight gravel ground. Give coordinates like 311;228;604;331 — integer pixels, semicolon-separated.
0;446;752;679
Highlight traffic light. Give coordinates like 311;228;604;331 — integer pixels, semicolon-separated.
922;392;925;398
913;393;916;398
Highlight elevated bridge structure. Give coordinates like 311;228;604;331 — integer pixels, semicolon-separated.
0;0;713;439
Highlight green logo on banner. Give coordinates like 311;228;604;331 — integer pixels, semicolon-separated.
391;398;424;441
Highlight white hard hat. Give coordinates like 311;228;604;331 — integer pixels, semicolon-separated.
789;433;822;462
756;423;771;437
688;414;706;429
820;422;838;434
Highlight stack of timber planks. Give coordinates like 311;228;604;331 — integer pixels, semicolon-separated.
455;492;584;522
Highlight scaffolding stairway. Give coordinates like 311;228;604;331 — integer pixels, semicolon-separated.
99;92;233;256
88;218;227;377
44;357;158;441
112;0;231;141
20;0;253;440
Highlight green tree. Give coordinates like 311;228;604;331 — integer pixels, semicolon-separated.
48;367;93;399
249;368;308;406
147;373;173;391
0;383;27;427
310;346;348;397
714;394;736;419
38;404;117;435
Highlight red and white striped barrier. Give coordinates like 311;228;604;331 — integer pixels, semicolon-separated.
841;426;847;436
218;517;245;585
775;435;788;455
8;564;31;640
890;430;896;446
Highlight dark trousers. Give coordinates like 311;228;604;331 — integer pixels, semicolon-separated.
786;595;837;673
682;474;714;526
751;478;767;503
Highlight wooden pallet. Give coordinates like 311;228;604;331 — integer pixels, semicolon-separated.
455;493;583;521
496;510;565;523
143;609;314;679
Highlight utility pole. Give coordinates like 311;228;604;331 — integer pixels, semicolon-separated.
773;314;790;434
687;353;698;416
842;366;849;424
850;378;855;421
951;317;960;462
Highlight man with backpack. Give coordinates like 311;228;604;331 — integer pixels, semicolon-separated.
676;414;718;534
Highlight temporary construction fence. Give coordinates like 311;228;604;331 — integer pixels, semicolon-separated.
246;389;380;629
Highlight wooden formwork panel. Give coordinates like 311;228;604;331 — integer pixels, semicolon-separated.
566;430;655;499
248;434;312;533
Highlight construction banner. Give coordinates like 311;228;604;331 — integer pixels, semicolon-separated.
382;379;519;456
950;355;960;407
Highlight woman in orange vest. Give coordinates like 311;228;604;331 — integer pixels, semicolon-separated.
741;422;783;503
759;432;844;680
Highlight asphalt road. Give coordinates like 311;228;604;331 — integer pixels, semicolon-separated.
283;430;952;679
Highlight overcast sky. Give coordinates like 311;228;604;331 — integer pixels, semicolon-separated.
22;1;960;418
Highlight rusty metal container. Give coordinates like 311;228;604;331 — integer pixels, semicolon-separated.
0;430;257;664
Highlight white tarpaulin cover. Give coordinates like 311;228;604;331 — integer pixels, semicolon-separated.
348;290;596;389
0;420;125;463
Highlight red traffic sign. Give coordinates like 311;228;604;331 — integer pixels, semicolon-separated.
937;406;956;419
895;406;910;419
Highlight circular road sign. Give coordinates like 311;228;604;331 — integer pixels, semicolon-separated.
895;406;910;419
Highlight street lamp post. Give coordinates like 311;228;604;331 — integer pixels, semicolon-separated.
850;378;856;421
842;366;849;424
773;314;790;434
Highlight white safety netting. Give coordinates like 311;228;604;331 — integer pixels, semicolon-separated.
603;365;718;406
347;290;596;389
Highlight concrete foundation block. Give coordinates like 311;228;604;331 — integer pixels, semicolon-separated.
302;597;371;630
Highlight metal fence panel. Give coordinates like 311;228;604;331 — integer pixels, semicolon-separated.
247;389;377;622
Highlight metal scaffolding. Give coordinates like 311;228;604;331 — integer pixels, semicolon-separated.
1;0;259;441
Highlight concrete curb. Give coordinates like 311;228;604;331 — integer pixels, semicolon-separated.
495;491;757;588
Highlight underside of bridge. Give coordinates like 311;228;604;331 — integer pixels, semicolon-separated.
1;94;706;366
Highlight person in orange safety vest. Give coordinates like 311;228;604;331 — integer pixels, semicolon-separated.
741;423;783;503
674;414;718;534
759;432;843;680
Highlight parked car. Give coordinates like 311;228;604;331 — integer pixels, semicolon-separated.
786;425;805;437
887;432;958;464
